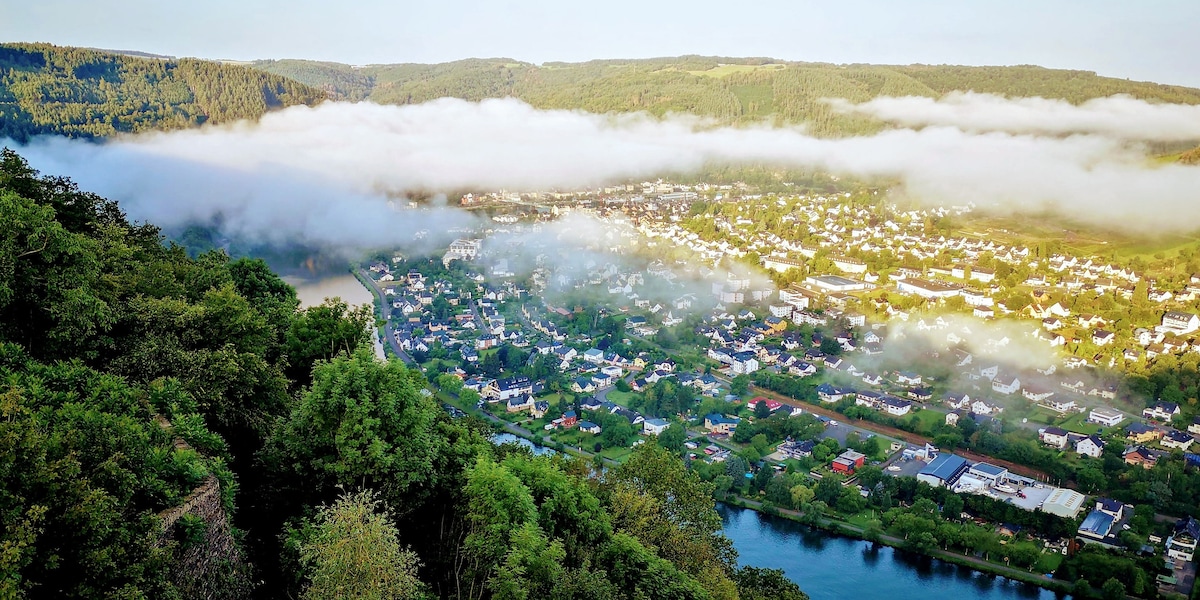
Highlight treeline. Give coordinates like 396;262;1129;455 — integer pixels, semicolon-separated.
0;43;325;141
251;56;1200;137
0;148;805;600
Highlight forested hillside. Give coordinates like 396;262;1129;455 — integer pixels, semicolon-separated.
0;43;325;141
8;45;1200;142
0;148;801;600
252;55;1200;135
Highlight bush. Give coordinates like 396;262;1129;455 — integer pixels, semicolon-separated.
175;514;207;549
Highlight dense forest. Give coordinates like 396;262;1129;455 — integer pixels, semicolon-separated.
9;45;1200;142
252;55;1200;136
0;147;803;600
0;43;325;141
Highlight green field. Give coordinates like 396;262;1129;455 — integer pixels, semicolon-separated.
605;390;641;406
909;407;948;432
1057;412;1104;435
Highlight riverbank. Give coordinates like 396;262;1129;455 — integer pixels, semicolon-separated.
465;400;1071;596
720;494;1073;595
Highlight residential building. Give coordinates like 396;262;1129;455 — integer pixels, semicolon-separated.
1163;430;1195;451
882;396;913;416
1075;435;1105;458
704;413;741;434
1124;446;1158;469
643;418;670;436
991;374;1020;395
1159;311;1200;335
1088;408;1125;428
1143;401;1181;421
1040;427;1069;449
1167;517;1199;562
1126;423;1163;443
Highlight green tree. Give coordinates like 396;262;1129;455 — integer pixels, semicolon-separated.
261;349;451;517
605;444;738;598
293;490;424;600
731;375;750;397
942;494;964;520
1072;578;1093;599
658;423;687;452
734;566;810;600
790;484;814;507
814;475;842;505
1101;577;1125;600
285;299;373;385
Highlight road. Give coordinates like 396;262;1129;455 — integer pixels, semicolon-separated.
355;269;416;365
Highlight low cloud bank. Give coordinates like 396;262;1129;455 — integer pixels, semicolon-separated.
829;91;1200;142
9;94;1200;250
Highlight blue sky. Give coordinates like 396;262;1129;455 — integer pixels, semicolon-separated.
5;0;1200;87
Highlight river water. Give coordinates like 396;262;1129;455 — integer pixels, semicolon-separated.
284;273;385;360
485;431;1062;598
284;273;375;309
491;432;557;455
719;505;1064;600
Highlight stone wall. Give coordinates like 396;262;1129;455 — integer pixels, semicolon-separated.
154;417;252;598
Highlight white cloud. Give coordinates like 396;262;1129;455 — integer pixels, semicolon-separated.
9;96;1200;247
828;92;1200;142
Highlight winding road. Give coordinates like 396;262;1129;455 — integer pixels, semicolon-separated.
355;269;416;365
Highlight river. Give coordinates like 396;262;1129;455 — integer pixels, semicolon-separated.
491;432;557;455
284;273;375;309
284;272;385;360
486;431;1061;598
719;504;1064;600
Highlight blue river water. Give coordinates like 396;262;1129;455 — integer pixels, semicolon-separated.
719;504;1066;600
488;433;1066;599
491;432;557;455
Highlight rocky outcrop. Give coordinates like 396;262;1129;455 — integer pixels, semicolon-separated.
155;417;252;598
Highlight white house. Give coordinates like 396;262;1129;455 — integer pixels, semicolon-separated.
1040;427;1070;449
1075;435;1105;458
1088;408;1124;427
1044;395;1077;414
1143;402;1181;421
1159;311;1200;335
642;418;671;436
991;374;1020;395
731;352;760;375
882;396;912;416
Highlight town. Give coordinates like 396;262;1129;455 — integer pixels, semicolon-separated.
361;182;1200;598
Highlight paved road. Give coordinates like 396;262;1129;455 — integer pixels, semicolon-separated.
355;270;416;365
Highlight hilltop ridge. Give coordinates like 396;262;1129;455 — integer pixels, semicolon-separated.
251;55;1200;136
0;42;325;141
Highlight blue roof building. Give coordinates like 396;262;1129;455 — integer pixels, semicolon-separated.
1079;510;1116;540
916;453;969;488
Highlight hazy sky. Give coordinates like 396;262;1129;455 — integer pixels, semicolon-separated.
4;0;1200;86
